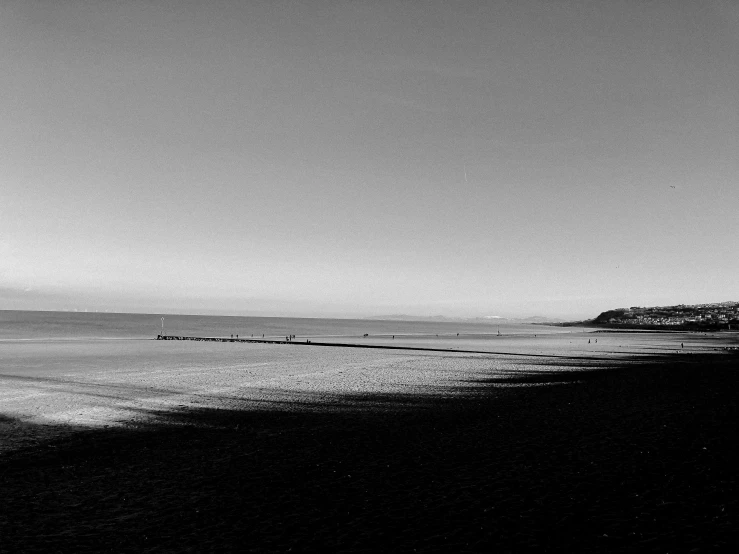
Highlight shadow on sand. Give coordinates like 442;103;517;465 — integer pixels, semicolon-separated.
1;353;737;552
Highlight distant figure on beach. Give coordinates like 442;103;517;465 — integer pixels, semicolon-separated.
588;339;591;344
681;343;684;348
595;339;597;343
392;335;394;339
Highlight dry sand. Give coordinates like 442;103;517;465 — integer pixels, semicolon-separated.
1;333;737;552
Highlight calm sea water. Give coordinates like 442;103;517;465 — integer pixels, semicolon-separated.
0;310;551;342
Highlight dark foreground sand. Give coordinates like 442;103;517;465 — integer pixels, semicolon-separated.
1;352;737;553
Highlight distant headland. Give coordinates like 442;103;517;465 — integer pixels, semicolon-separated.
557;301;739;331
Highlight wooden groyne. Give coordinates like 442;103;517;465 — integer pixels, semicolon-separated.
157;335;292;345
156;334;499;355
156;335;739;357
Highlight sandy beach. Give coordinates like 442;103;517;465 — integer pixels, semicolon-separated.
1;332;737;552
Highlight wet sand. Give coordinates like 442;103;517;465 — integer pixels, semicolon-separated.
1;334;738;552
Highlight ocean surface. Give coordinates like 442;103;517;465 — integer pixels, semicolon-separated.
0;310;553;342
0;309;714;361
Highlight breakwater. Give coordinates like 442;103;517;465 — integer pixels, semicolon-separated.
155;334;498;355
155;334;739;357
157;335;290;345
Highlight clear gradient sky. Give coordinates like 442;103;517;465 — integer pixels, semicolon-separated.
2;0;738;319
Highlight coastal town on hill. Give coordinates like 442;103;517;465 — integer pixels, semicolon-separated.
576;301;739;330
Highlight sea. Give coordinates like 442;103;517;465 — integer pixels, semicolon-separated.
0;310;551;342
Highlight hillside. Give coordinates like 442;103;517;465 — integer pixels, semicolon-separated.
583;301;739;330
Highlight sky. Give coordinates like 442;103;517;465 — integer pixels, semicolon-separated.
1;0;738;319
